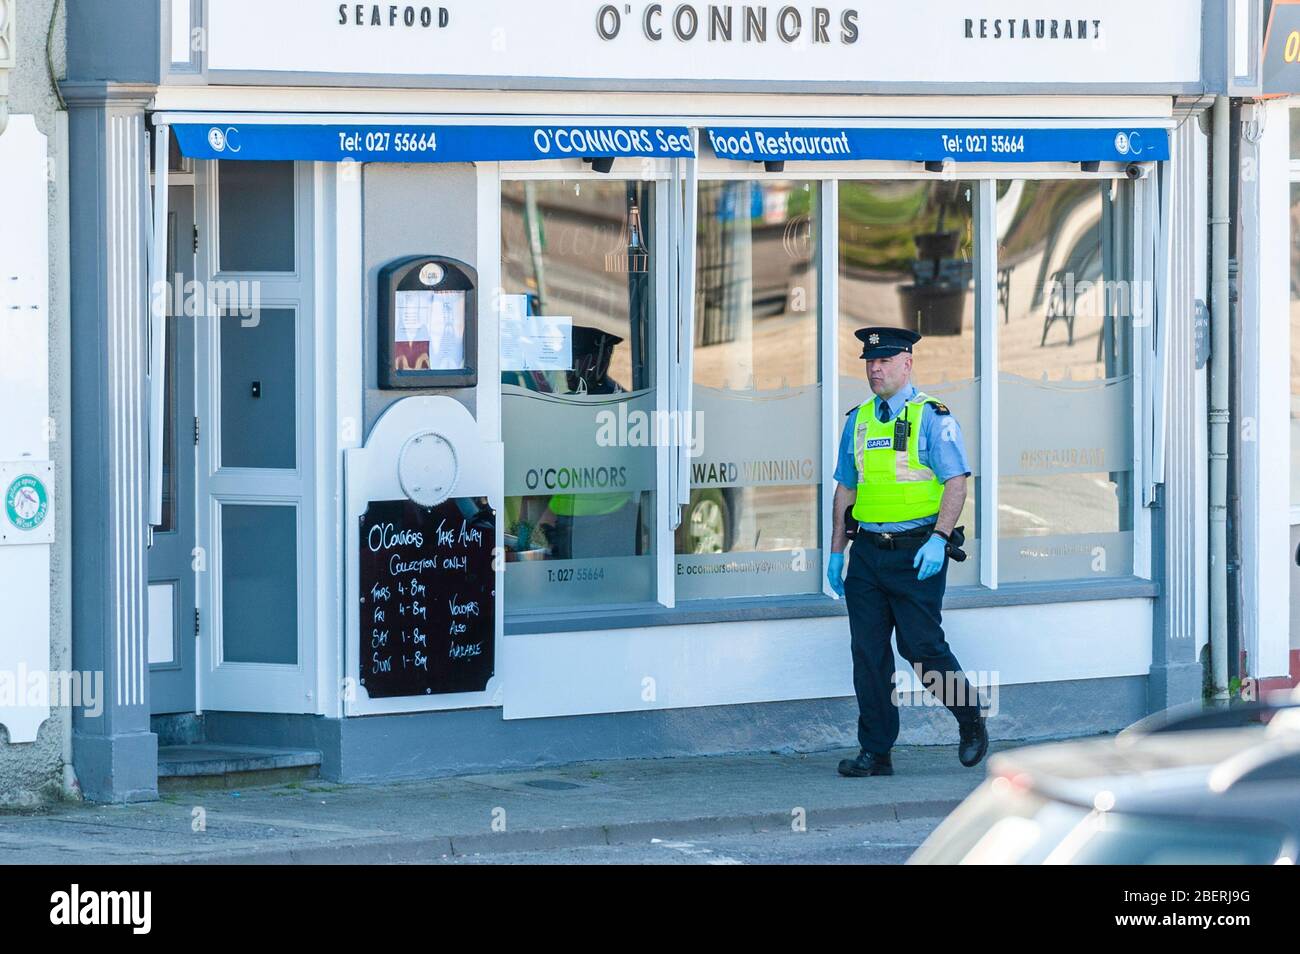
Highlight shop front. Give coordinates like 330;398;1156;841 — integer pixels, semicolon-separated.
64;0;1216;800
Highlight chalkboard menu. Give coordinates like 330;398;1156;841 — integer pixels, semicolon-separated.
358;497;496;698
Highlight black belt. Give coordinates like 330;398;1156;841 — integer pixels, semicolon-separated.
857;526;935;550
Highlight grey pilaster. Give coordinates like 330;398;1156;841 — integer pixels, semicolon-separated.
64;81;158;802
1149;116;1207;714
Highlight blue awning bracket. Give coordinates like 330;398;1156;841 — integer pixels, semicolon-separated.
706;126;1171;164
170;122;696;163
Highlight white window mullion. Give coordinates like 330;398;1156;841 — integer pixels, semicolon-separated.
1131;176;1152;578
476;162;503;444
656;171;677;609
976;179;998;590
820;179;840;597
677;147;699;518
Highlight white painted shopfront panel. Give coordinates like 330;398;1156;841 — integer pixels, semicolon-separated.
503;598;1153;719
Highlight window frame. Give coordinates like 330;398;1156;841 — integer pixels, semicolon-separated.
498;163;676;614
986;173;1148;587
681;174;826;601
810;166;1150;594
498;157;1156;629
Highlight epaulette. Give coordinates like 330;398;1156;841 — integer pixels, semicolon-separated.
924;399;951;415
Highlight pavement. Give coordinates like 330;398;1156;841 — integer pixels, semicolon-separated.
0;740;1031;864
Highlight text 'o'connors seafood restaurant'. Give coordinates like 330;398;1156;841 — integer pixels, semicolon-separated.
41;0;1224;800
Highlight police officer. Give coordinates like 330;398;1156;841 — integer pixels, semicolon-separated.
827;326;988;777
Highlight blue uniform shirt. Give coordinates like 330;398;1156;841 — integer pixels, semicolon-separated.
834;383;972;533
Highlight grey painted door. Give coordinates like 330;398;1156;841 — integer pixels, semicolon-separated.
148;186;197;715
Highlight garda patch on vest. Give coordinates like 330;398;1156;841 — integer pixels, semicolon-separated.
865;437;893;449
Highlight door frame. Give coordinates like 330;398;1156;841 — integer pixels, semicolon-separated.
148;182;199;716
192;157;319;714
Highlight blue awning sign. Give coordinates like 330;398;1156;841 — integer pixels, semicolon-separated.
171;123;697;162
171;122;1169;165
706;126;1170;163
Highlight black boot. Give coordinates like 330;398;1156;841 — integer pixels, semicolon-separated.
957;715;989;767
837;751;894;777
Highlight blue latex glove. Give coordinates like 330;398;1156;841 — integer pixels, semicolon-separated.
827;552;846;598
914;534;947;581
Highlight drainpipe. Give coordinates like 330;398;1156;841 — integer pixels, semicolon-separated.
1208;95;1231;707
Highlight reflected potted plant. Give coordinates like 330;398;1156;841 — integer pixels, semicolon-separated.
897;181;969;336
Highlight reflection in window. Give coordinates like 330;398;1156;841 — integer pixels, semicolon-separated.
500;180;656;610
996;180;1134;582
837;181;980;585
677;181;820;599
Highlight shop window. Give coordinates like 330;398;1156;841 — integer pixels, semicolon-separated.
836;180;980;586
217;160;296;273
500;180;657;611
995;180;1134;583
676;180;821;599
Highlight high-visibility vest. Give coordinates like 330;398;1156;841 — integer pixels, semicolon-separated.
850;392;946;524
549;492;633;517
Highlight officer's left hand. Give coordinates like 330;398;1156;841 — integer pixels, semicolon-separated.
826;552;846;598
914;535;946;581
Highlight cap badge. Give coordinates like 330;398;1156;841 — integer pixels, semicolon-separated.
868;334;880;345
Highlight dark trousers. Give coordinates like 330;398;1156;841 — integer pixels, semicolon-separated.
844;536;982;757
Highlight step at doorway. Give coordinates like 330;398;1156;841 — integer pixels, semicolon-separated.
157;743;322;793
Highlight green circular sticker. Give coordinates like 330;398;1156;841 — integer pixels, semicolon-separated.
6;474;49;531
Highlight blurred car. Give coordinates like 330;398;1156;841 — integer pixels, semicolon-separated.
675;487;739;555
907;691;1300;865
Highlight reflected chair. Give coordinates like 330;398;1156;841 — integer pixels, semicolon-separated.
1041;268;1076;346
997;266;1012;324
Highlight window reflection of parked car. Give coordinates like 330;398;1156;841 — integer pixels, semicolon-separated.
676;487;740;555
908;690;1300;865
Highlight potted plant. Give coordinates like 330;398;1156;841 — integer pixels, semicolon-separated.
897;182;969;336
